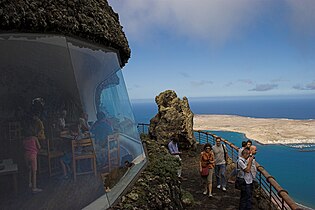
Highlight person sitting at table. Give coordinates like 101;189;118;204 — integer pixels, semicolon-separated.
79;112;90;134
23;128;42;193
57;109;67;131
59;124;80;179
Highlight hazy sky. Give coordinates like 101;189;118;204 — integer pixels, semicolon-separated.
108;0;315;99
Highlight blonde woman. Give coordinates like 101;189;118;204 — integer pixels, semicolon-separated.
199;143;215;197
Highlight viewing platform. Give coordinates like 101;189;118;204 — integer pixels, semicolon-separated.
136;124;307;210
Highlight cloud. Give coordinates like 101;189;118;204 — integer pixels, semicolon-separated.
249;84;278;91
225;82;233;87
293;81;315;90
108;0;265;45
191;80;213;87
238;79;254;85
271;78;288;83
179;72;191;78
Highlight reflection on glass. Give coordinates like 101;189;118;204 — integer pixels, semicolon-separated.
0;33;145;209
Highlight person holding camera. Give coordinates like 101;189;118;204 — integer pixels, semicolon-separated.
237;147;255;210
199;143;215;197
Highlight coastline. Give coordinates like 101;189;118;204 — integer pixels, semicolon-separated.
193;114;315;145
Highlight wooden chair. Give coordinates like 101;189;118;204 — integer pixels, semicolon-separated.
8;122;22;143
38;138;64;176
72;138;97;181
107;134;120;171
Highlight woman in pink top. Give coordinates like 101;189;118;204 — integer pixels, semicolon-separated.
23;134;42;193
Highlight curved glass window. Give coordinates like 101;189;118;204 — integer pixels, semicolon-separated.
0;33;146;210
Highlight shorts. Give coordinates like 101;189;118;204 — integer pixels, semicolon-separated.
25;153;37;171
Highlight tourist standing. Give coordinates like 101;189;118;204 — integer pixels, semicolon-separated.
168;137;182;178
250;145;258;188
199;143;215;197
249;145;257;175
228;141;247;184
238;148;254;210
246;140;252;149
238;141;247;157
212;137;228;191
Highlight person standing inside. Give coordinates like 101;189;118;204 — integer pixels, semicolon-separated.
212;137;228;191
90;111;113;168
23;129;42;193
33;113;46;142
238;148;254;210
199;143;215;197
168;137;182;178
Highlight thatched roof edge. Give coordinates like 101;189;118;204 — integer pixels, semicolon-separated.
0;0;130;66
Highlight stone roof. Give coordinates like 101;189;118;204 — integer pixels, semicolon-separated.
0;0;130;66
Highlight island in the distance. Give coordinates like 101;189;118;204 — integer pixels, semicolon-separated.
193;114;315;145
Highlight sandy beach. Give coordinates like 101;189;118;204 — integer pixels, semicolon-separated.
193;114;315;145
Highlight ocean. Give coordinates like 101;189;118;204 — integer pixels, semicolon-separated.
131;94;315;209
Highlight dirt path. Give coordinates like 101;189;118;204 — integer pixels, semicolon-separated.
180;146;260;210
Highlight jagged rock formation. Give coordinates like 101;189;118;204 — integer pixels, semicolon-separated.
149;90;196;148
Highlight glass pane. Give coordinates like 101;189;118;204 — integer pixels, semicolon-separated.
0;33;146;210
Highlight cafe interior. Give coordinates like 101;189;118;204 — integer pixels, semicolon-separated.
0;34;145;209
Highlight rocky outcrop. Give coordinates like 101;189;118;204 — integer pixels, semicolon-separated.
109;135;192;210
149;90;196;148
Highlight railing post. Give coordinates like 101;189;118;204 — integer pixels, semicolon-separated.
259;172;262;189
198;131;201;143
231;148;234;161
269;182;272;209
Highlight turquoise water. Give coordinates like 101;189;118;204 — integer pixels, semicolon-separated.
131;96;315;208
210;131;315;209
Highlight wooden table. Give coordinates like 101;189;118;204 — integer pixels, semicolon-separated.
0;159;18;195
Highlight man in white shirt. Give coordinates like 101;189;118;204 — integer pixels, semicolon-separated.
212;137;228;191
249;145;257;178
237;148;254;210
168;137;182;178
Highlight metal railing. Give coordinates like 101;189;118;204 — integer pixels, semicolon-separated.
137;124;300;210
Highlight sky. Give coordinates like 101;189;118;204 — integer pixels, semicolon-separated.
108;0;315;100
